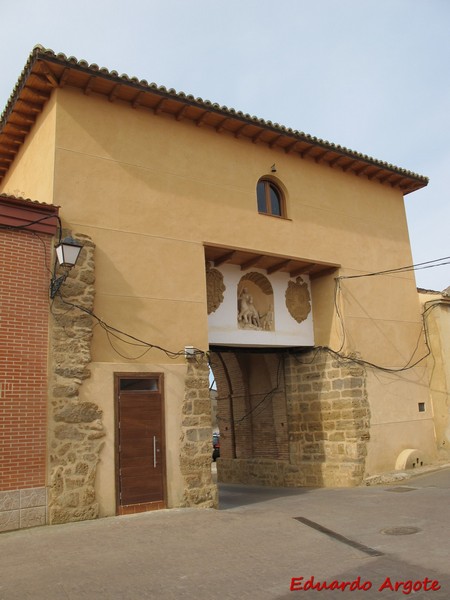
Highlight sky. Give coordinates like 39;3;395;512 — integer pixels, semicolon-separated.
1;0;449;291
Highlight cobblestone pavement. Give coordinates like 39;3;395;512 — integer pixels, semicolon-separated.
1;467;449;600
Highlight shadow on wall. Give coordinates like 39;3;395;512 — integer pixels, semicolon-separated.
209;347;370;489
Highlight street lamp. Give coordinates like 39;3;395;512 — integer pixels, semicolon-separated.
50;237;83;298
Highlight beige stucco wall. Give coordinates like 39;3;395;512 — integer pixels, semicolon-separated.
0;95;56;203
364;366;436;474
48;87;423;358
81;362;186;516
419;291;450;461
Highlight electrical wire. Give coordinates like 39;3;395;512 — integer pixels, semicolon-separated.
338;256;450;280
211;353;285;426
0;213;62;243
5;218;447;366
333;277;346;353
53;294;206;360
298;300;446;375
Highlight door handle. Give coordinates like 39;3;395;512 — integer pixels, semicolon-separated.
153;435;157;468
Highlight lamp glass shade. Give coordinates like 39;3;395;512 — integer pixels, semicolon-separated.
55;238;83;267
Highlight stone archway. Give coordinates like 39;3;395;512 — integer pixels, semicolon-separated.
209;348;371;488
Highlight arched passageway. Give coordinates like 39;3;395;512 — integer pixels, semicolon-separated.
209;347;370;489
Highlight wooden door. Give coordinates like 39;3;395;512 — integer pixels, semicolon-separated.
115;374;166;513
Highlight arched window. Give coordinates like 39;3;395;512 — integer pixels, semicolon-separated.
256;179;286;217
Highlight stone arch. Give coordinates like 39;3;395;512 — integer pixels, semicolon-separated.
209;351;252;460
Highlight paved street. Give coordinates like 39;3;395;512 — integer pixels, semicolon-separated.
1;467;449;599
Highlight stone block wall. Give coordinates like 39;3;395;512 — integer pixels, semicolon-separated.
179;356;217;508
48;233;106;524
216;349;371;488
284;349;370;486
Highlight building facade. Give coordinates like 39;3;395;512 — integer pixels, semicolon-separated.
0;46;439;529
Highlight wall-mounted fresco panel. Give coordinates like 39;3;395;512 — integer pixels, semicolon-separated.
207;263;314;347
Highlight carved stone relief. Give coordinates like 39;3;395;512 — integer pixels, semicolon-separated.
237;272;274;331
206;263;226;314
285;276;311;323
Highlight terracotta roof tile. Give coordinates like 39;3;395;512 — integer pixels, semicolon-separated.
0;45;428;192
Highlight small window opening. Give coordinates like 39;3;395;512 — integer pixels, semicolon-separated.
119;378;159;391
256;179;285;217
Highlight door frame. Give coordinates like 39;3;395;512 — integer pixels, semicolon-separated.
114;372;167;514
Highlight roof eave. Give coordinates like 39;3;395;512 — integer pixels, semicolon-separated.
0;46;429;194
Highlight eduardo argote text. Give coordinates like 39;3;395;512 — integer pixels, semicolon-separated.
290;575;441;594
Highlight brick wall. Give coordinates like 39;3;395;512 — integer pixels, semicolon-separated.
211;351;289;462
0;229;51;492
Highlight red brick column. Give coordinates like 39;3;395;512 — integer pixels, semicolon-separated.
0;196;58;531
0;229;51;492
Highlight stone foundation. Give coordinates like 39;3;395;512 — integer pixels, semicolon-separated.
0;487;47;532
48;233;105;524
179;356;217;508
217;458;363;487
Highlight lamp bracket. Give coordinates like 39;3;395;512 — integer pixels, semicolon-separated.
50;273;68;299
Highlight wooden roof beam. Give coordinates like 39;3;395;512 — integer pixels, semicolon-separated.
24;86;50;102
215;117;230;133
0;154;14;162
214;250;236;267
0;144;17;153
11;111;34;124
284;140;299;154
176;105;189;121
267;259;291;274
32;73;53;86
289;264;315;277
252;130;265;144
83;77;96;95
131;91;144;108
59;68;71;88
390;176;408;189
342;160;358;173
240;255;262;270
196;111;209;127
38;62;59;87
300;146;315;158
154;98;167;115
269;134;283;149
328;155;343;167
315;150;330;164
378;172;395;184
234;124;248;139
108;84;121;102
367;168;383;181
19;100;42;113
4;134;24;145
353;164;371;176
310;266;338;280
7;123;30;136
